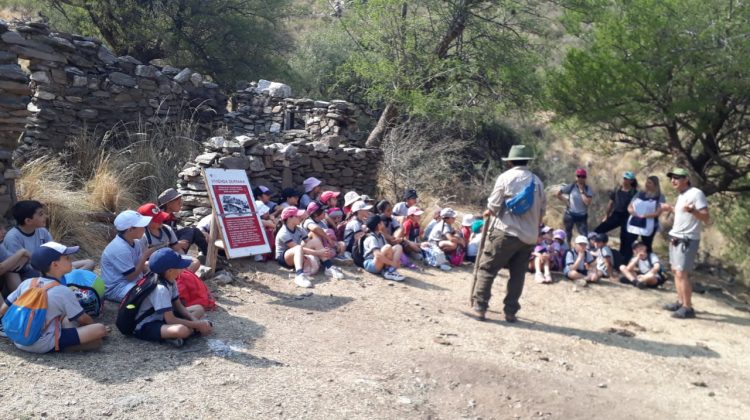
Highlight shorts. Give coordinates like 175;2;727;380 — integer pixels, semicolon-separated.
276;254;294;269
134;320;166;342
363;259;380;274
669;237;699;272
564;266;587;276
104;281;135;303
55;328;81;352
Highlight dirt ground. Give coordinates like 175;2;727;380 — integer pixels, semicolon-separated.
1;259;749;420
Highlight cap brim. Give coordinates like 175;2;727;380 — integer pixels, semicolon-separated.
176;255;193;269
134;215;152;227
410;211;424;216
62;245;80;255
295;210;306;217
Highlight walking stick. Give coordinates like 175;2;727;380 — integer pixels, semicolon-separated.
469;214;492;307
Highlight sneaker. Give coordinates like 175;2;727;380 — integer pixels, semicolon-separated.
534;273;545;283
636;281;648;290
662;301;682;311
325;266;345;279
334;253;351;262
383;269;405;282
618;276;631;285
439;264;452;271
165;338;184;348
254;254;264;262
294;274;313;288
671;306;696;319
543;273;553;283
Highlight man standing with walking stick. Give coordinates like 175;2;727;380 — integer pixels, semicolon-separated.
471;145;545;322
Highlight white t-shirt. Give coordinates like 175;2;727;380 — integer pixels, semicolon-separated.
595;246;613;276
669;187;708;240
363;233;386;260
635;253;660;274
135;278;179;331
392;202;409;217
101;235;146;300
428;221;455;244
3;226;53;256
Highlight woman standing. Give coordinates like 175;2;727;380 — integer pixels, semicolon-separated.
594;171;639;262
626;175;665;253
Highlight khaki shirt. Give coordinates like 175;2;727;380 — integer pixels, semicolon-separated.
487;166;545;245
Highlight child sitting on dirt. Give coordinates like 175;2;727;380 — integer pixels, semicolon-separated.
564;235;599;284
530;226;554;284
275;206;338;288
278;187;301;210
550;229;568;271
619;241;664;289
320;191;341;209
158;189;209;261
343;201;373;253
422;208;442;241
0;221;32;296
138;203;200;273
392;189;418;220
4;200;95;277
362;215;406;282
466;219;484;263
132;248;213;348
375;200;403;244
396;206;425;258
101;210;154;302
593;233;614;279
427;208;466;253
302;201;349;270
253;186;278;215
0;242;107;353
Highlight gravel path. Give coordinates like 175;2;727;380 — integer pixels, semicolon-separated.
1;260;748;419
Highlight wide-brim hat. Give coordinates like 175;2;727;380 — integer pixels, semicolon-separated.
157;188;182;207
501;144;534;161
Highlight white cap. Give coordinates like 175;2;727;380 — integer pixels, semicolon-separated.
343;191;361;207
574;235;588;245
351;200;373;213
461;214;475;226
440;208;457;218
114;210;152;231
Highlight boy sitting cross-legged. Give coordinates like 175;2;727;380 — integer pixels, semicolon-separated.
362;215;406;282
4;200;95;277
0;242;107;353
132;248;212;348
101;210;154;302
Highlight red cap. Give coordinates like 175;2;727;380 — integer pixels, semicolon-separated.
320;190;340;204
575;168;587;177
138;203;170;224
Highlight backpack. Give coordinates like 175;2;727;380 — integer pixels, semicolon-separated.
144;226;172;250
176;270;216;311
505;180;535;215
351;233;371;268
115;273;161;336
2;279;61;348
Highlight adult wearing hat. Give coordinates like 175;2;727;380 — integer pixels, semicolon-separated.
556;168;593;246
594;171;639;263
660;168;709;319
300;177;323;209
158;188;209;260
472;145;545;322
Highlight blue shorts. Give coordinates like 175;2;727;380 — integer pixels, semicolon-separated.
276;255;293;269
363;259;380;274
55;328;81;352
134;321;166;342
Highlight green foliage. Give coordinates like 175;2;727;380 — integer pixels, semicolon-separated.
335;0;545;128
549;0;750;195
2;0;294;87
715;191;750;278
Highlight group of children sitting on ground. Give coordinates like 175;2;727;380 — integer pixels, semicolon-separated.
528;225;664;289
0;175;665;355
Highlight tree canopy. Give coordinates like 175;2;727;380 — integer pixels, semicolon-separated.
550;0;750;195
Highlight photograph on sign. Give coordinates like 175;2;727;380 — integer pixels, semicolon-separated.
204;168;271;259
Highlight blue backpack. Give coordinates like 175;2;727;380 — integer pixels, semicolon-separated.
2;278;61;348
505;180;536;215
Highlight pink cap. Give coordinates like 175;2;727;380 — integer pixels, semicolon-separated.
575;168;587;177
306;201;322;214
320;190;340;203
407;206;424;216
281;206;305;220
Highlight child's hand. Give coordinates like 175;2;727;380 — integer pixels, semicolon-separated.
178;240;190;251
196;320;213;335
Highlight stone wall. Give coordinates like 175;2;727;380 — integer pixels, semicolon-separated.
175;89;378;224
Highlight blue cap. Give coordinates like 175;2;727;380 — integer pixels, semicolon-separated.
624;171;636;180
31;242;80;273
148;248;192;274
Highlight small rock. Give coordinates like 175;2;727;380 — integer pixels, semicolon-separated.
691;381;708;388
212;271;233;285
708;391;715;397
467;399;477;408
598;383;607;388
397;396;412;405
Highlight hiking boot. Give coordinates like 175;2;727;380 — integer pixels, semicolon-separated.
671;306;696;319
165;338;184;348
662;301;682;311
472;306;486;321
504;313;518;323
325;266;345;279
383;269;405;282
294;274;313;288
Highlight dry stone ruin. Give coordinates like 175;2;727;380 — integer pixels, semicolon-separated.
0;19;380;218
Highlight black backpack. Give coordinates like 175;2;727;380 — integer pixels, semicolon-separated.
351;233;372;268
115;273;162;336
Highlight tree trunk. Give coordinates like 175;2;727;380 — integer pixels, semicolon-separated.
365;103;398;148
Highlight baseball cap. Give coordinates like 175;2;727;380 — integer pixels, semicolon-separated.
553;229;566;241
281;187;300;200
157;188;182;207
351;200;373;213
462;214;475;227
306;200;323;215
343;191;361;207
575;168;587;177
574;235;588;245
303;177;322;193
540;225;553;234
281;206;305;220
148;248;192;274
30;241;80;273
114;210;152;231
471;219;484;234
365;214;383;231
407;206;424;216
359;194;375;203
595;233;609;243
403;189;418;201
623;171;636;180
320;191;340;204
327;207;343;218
587;232;597;240
137;203;170;224
253;186;271;197
440;208;457;218
667;168;689;178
